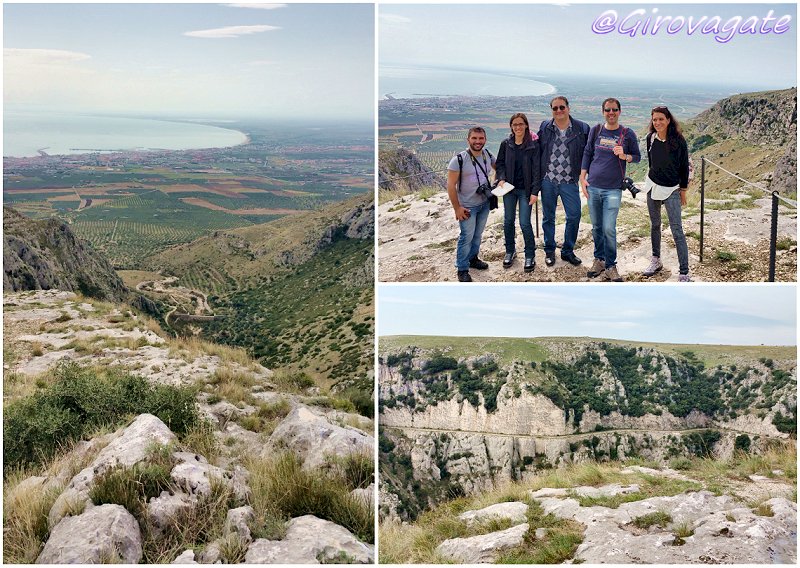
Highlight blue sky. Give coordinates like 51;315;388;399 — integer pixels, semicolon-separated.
379;285;797;346
4;3;374;120
380;3;797;90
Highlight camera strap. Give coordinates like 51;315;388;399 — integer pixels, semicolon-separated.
456;149;492;192
471;151;490;185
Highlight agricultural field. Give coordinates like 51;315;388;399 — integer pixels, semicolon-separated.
4;119;373;271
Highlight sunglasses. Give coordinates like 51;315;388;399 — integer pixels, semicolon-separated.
551;105;567;111
511;122;527;128
604;107;620;113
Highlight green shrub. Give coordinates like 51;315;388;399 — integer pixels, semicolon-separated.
734;434;751;453
715;250;737;262
337;387;374;418
3;363;198;473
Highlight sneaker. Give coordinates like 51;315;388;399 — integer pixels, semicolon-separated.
587;259;605;278
469;256;489;270
524;257;535;273
678;274;691;282
457;270;472;282
503;252;516;268
561;252;582;266
605;265;624;282
545;251;556;267
642;256;663;277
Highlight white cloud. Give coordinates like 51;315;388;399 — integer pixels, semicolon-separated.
379;13;412;25
224;3;287;9
683;288;795;323
4;48;91;65
184;25;280;38
248;60;277;66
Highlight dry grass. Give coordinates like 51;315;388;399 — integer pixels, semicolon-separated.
245;451;373;544
3;432;112;562
206;366;258;406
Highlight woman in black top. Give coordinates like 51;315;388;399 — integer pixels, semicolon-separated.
495;113;541;273
642;106;691;281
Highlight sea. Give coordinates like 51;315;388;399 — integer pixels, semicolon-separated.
380;66;555;99
3;112;248;158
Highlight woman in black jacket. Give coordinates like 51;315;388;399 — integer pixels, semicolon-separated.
496;113;541;273
642;106;691;281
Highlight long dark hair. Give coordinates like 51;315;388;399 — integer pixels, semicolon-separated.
649;106;685;150
509;112;531;143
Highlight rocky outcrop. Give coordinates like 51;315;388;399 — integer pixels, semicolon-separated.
378;147;444;192
48;414;177;528
533;485;797;564
37;504;142;564
3;207;129;302
245;515;374;564
690;88;796;148
341;198;375;240
436;523;530;563
458;502;528;527
382;389;569;436
268;404;373;469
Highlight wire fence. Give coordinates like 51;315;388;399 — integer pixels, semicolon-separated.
700;157;797;282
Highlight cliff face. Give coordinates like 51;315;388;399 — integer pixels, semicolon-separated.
378;148;444;192
379;338;796;520
690;88;796;147
686;88;797;192
3;207;129;303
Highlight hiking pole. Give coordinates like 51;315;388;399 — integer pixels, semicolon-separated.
699;157;706;263
768;191;779;282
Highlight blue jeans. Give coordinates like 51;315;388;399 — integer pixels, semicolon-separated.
541;179;581;255
455;200;490;271
503;191;535;257
588;186;622;268
648;189;689;275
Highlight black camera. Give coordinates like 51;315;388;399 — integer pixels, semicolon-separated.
476;182;494;197
621;177;640;198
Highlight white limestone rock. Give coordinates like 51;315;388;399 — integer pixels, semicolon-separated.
37;504;142;564
172;550;199;564
244;515;373;564
267;405;373;469
171;453;229;497
458;502;528;527
225;506;256;542
49;414;177;527
148;490;196;536
436;523;530;563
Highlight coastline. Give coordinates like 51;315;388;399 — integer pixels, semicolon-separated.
3;115;251;159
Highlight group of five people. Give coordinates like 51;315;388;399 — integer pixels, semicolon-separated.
446;96;691;283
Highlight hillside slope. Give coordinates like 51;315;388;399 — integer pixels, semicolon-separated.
3;207;129;302
378;336;796;520
144;194;375;395
3;290;375;563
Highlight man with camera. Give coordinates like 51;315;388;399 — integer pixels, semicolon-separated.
447;126;496;282
579;98;640;282
537;96;590;269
